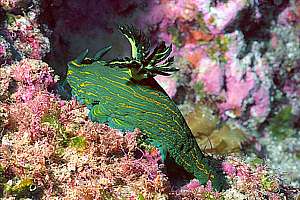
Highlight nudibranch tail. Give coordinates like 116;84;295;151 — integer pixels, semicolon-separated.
170;136;226;191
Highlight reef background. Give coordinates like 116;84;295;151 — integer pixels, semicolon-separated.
0;0;300;199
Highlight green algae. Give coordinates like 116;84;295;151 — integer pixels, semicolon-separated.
3;177;37;198
137;193;145;200
268;106;296;140
41;111;86;152
207;35;229;63
249;157;264;167
0;165;6;197
193;82;206;100
70;136;87;151
168;26;184;47
261;175;277;192
41;111;69;147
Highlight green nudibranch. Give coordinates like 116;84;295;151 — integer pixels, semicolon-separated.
66;25;226;191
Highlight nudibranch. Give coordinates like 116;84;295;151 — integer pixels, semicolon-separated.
66;25;226;191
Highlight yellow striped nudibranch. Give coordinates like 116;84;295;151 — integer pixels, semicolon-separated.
66;25;226;191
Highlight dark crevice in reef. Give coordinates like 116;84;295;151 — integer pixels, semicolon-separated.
38;0;154;78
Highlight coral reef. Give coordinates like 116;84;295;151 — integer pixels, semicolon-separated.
0;36;11;65
0;57;169;199
5;13;50;60
0;56;297;199
0;0;300;199
221;156;284;200
140;0;300;189
141;0;299;121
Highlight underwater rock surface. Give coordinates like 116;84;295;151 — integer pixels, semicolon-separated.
0;0;300;199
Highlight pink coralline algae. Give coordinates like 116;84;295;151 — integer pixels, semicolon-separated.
141;0;293;128
11;58;55;102
191;55;223;95
141;0;200;29
141;0;248;39
222;156;284;200
173;180;223;199
218;59;256;117
222;162;236;177
6;14;50;59
155;75;177;98
140;1;273;120
250;86;271;119
189;32;271;120
198;0;248;34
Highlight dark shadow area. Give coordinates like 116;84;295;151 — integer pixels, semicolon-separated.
38;0;154;78
164;155;194;188
165;153;228;191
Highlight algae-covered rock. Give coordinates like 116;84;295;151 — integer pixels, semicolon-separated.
185;102;247;154
185;103;219;136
